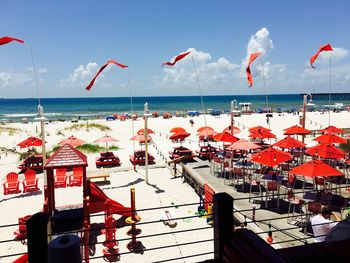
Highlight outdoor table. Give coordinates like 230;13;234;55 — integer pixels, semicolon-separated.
235;161;253;167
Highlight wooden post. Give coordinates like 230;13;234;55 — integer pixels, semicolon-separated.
213;192;234;262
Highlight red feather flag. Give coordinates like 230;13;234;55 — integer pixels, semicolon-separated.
310;44;333;68
0;36;24;45
246;52;262;87
85;59;128;91
162;51;191;67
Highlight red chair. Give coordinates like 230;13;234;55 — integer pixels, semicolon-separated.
287;189;305;224
22;170;39;193
68;167;83;186
54;168;67;188
265;181;279;208
3;172;21;195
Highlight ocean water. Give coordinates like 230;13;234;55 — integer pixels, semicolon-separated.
0;94;349;121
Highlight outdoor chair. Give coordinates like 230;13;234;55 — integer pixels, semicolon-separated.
68;167;83;187
314;176;327;192
286;189;305;224
54;168;67;188
22;170;39;193
233;167;245;190
249;178;263;203
265;181;280;208
3;172;21;195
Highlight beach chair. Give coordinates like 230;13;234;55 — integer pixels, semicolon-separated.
22;170;39;193
54;168;67;188
68;167;83;186
3;172;21;195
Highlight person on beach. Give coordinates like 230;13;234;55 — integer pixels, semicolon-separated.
311;206;340;242
189;119;194;127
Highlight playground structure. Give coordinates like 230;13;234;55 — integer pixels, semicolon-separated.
14;144;133;262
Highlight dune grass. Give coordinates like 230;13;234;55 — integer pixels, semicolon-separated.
63;122;111;132
0;126;24;136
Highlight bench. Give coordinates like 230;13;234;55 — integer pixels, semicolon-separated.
87;173;110;182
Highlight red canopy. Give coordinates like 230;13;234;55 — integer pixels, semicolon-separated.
94;134;118;149
222;126;241;135
251;148;292;167
320;125;345;134
305;144;345;159
249;126;271;133
130;134;151;143
170;127;186;133
273;136;306;149
59;136;85;147
284;125;311;135
197;128;217;138
137;128;154;135
213;132;239;143
228;139;261;151
249;130;276;139
17;136;44;148
170;132;191;141
289;160;343;177
313;134;347;144
197;126;214;132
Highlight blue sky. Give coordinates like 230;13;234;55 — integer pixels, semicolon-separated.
0;0;349;98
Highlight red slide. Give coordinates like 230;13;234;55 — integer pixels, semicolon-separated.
88;181;132;217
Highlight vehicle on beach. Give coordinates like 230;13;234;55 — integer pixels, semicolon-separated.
239;102;253;114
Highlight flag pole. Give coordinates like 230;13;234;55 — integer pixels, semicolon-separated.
144;102;151;184
129;72;135;152
328;55;332;126
191;55;209;142
260;57;270;130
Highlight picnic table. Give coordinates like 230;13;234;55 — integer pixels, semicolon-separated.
95;152;121;168
196;145;217;160
18;155;43;172
169;146;196;161
129;150;155;166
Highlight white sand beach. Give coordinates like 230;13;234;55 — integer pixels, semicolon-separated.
0;110;349;262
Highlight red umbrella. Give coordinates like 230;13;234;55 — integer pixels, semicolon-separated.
249;126;271;133
251;148;292;167
273;136;306;149
197;126;214;132
289;160;343;177
249;130;276;139
228;139;261;151
313;134;347;144
222;126;241;135
284;125;311;135
17;136;44;148
130;134;152;143
197;128;217;137
320;125;344;134
137;128;154;135
170;132;191;141
94;134;118;150
305;144;345;159
213;132;239;143
59;135;85;147
170;127;186;133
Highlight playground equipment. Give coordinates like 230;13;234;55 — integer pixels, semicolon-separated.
125;187;143;251
102;200;120;258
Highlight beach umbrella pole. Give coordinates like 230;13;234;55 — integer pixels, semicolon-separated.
144;102;151;184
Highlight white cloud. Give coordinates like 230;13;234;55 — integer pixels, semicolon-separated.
60;62;98;88
0;71;32;88
26;67;48;73
246;27;274;55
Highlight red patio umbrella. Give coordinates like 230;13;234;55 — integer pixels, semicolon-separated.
249;126;271;133
197;128;217;137
170;132;191;141
289;160;343;177
197;126;214;132
249;130;276;139
320;125;344;134
213;132;239;143
137;128;154;135
170;127;186;133
284;125;311;135
222;126;241;135
228;139;261;151
313;134;347;144
130;134;152;143
59;135;85;147
305;144;345;159
273;136;306;149
17;136;44;148
251;148;292;167
94;134;118;150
